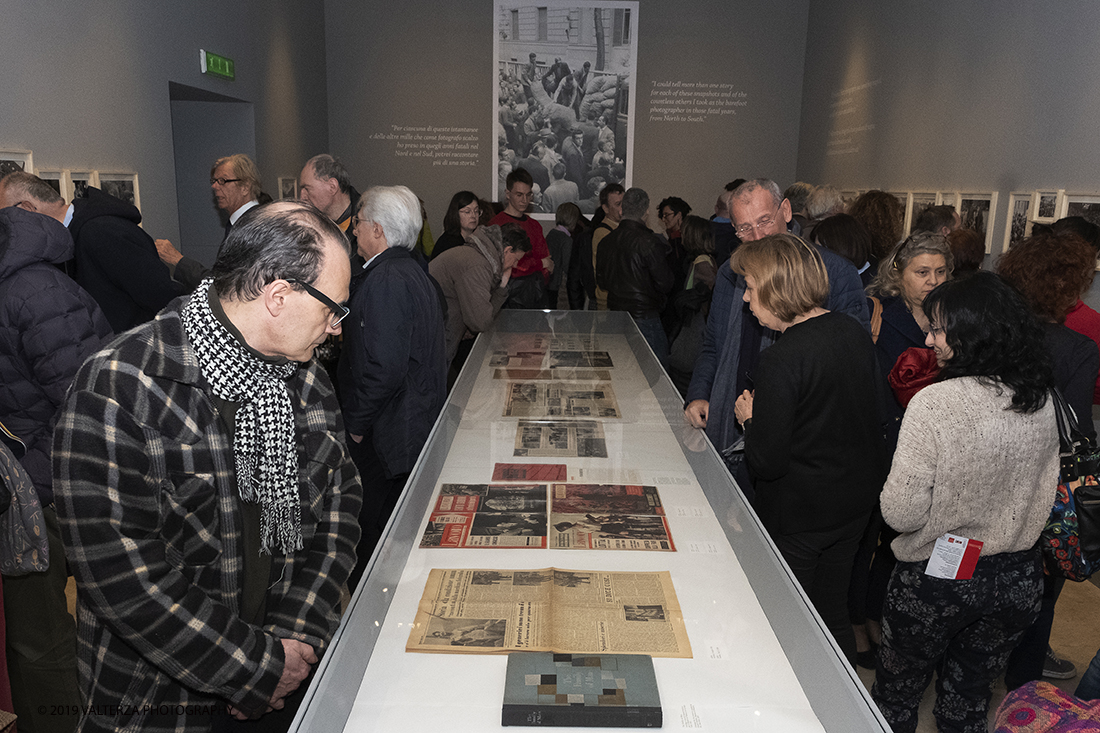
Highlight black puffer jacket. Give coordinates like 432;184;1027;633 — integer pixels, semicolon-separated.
0;207;113;503
594;219;675;319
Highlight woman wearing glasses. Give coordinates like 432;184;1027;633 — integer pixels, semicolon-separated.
871;272;1057;733
430;191;481;261
731;234;887;667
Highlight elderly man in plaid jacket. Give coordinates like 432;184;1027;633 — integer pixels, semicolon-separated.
52;201;363;733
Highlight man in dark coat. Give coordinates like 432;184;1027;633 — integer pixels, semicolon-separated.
0;170;184;332
0;205;112;733
338;186;447;586
595;187;675;365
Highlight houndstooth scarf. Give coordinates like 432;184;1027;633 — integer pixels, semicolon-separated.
181;279;302;555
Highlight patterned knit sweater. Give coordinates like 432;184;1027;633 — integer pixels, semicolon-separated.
882;377;1059;562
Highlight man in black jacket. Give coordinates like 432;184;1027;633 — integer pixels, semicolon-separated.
595;187;675;365
338;185;447;586
0;171;184;332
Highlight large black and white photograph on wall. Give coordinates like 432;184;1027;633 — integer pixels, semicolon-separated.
494;1;638;216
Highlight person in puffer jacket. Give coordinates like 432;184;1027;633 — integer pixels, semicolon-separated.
0;204;112;733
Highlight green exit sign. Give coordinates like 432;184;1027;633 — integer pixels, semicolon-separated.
200;49;235;80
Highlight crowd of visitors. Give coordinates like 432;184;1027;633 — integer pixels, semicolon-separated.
3;159;1100;733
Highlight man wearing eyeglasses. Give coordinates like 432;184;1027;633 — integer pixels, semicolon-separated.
156;154;266;290
53;200;363;732
338;185;447;587
684;179;868;491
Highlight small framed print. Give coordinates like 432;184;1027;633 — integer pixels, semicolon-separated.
1003;192;1031;251
938;192;957;208
70;170;99;200
1033;190;1063;222
957;192;998;254
1058;193;1100;227
278;177;298;200
36;169;73;202
0;150;33;178
98;172;140;211
906;192;938;235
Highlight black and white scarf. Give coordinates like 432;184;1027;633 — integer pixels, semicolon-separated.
181;279;302;555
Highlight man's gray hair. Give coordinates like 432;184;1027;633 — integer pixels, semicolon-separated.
0;171;63;206
357;185;423;251
783;181;814;215
806;185;845;220
306;154;353;194
620;187;650;221
212;200;350;302
724;178;783;215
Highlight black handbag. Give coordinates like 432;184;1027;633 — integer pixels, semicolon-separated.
1040;388;1100;580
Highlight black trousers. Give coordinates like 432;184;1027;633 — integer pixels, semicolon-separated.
772;512;870;667
347;436;409;591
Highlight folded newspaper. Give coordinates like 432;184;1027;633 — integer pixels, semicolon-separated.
406;568;692;658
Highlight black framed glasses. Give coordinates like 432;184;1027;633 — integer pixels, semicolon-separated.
210;177;243;186
285;278;350;327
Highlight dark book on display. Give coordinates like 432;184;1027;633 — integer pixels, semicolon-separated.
502;652;662;728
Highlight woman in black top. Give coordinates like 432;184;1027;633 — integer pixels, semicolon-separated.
732;233;887;666
431;191;481;261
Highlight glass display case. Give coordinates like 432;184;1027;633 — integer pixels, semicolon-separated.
292;310;890;732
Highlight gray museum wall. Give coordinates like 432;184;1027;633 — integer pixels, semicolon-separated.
794;0;1100;282
323;0;810;233
0;1;328;257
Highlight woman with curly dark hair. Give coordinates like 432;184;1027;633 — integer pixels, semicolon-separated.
996;231;1098;688
871;272;1058;733
848;190;905;262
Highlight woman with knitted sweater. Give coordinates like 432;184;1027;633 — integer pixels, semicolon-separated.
870;272;1059;733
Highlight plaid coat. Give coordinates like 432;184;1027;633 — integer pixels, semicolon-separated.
52;298;363;733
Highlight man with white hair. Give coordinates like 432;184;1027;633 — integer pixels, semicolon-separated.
338;185;447;584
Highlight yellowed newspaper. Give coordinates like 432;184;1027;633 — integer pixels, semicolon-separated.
406;567;692;658
502;382;620;418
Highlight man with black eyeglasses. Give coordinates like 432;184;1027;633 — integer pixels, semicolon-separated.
53;200;363;732
338;185;447;586
684;179;868;492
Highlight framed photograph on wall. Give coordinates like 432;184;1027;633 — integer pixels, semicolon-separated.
70;170;99;200
278;177;298;200
1058;193;1100;227
0;150;33;178
35;169;73;202
957;192;998;253
938;192;957;208
1033;190;1063;222
906;192;937;235
493;1;639;217
98;173;140;211
1003;192;1031;251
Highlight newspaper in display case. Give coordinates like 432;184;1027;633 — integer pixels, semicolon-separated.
550;484;674;551
502;382;621;419
492;369;612;381
420;480;676;551
420;484;549;548
514;420;608;458
548;351;614;369
406;568;692;658
490;351;546;368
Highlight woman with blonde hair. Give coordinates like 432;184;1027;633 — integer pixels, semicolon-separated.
731;233;887;666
